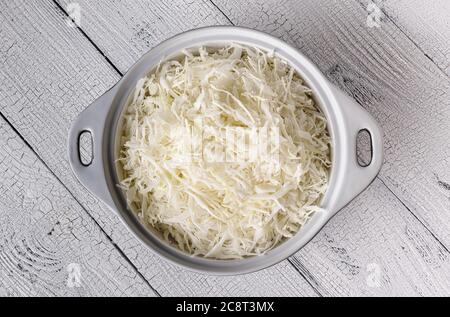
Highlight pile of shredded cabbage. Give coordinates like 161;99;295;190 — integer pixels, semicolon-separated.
119;44;331;259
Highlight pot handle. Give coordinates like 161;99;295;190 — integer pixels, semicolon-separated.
68;86;118;209
330;85;384;214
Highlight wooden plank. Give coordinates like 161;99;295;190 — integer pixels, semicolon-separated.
53;0;450;295
294;179;450;296
0;0;317;296
0;117;153;296
58;0;230;74
381;0;450;75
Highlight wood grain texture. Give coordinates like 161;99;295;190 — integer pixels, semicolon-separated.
214;0;450;248
294;179;450;296
381;0;450;75
59;0;230;74
0;118;153;296
52;0;450;295
0;0;317;296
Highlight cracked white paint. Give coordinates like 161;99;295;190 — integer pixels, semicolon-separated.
0;118;152;296
0;0;449;296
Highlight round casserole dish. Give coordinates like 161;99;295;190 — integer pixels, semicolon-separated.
68;26;383;275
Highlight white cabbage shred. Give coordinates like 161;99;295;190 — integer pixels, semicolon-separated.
119;44;331;259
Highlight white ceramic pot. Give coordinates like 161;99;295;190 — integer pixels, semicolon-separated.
68;26;383;274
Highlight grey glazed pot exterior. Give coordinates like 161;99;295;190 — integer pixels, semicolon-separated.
68;26;383;275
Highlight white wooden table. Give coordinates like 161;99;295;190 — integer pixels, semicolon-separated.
0;0;449;297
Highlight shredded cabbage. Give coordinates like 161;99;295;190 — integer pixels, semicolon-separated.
119;44;331;259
